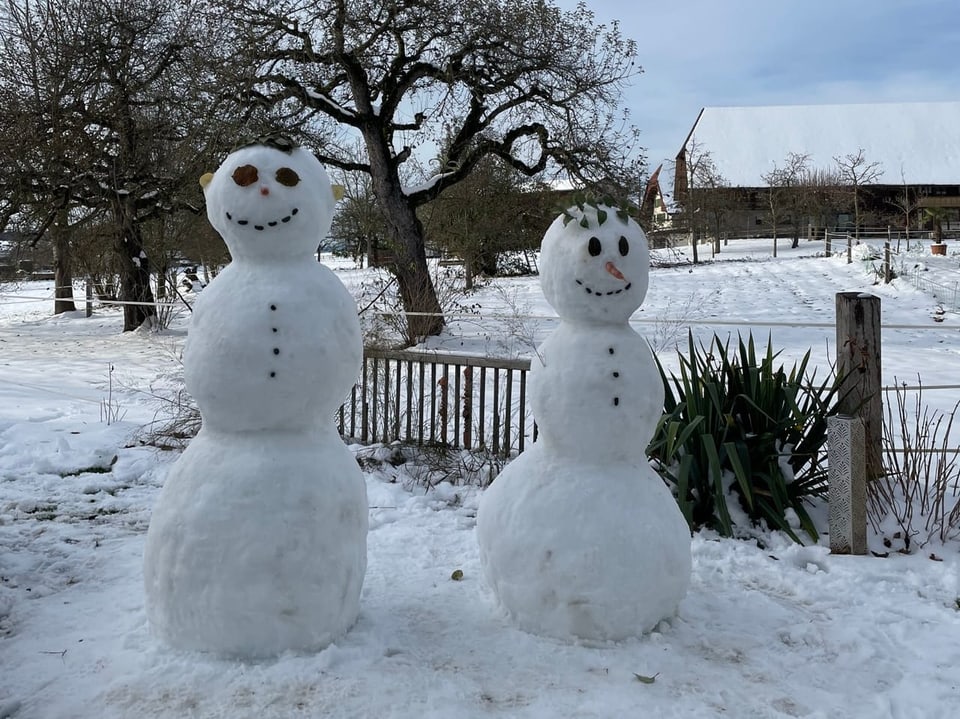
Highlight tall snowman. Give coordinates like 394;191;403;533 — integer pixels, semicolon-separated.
476;203;691;641
143;137;367;658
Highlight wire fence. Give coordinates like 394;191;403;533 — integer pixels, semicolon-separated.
909;267;960;312
1;283;957;468
4;289;960;334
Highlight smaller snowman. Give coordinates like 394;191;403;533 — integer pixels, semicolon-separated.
143;137;367;658
476;202;691;641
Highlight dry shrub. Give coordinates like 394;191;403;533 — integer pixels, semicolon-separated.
868;379;960;551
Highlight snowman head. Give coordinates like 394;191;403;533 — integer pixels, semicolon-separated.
201;140;336;262
539;204;650;324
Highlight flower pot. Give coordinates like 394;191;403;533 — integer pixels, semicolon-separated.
931;243;947;256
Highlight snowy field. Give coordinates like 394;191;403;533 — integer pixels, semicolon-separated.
1;237;959;719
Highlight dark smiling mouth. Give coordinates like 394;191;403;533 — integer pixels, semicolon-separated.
225;207;299;231
575;279;632;296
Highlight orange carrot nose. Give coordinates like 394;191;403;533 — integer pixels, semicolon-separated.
605;261;625;281
260;186;270;196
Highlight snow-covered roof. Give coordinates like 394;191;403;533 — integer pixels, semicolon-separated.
684;101;960;187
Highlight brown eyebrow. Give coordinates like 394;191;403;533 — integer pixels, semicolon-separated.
275;167;300;187
232;164;258;186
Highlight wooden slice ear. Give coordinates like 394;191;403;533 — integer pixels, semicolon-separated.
332;184;344;201
199;172;214;189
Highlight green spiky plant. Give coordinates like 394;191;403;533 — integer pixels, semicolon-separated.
647;331;846;544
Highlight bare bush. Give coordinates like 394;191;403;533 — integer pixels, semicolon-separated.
868;378;960;550
358;263;481;348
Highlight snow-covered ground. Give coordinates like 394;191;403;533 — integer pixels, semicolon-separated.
1;237;959;719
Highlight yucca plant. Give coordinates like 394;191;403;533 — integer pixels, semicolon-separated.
647;331;844;543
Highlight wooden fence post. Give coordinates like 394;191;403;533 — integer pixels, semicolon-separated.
835;292;883;481
462;366;473;448
883;242;892;284
884;227;893;283
85;278;93;318
827;414;867;554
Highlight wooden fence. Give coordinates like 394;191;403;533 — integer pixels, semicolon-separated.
337;348;534;456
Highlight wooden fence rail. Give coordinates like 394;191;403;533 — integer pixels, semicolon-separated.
337;348;534;457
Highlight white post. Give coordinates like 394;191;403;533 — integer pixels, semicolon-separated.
827;414;867;555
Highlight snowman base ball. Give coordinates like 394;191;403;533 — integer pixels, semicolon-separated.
143;430;368;658
476;447;691;641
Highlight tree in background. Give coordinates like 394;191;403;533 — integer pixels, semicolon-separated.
223;0;641;344
0;0;85;312
799;167;844;238
328;172;389;266
886;167;926;246
673;137;737;261
762;152;811;255
834;149;883;240
694;164;733;256
0;0;234;329
419;156;551;290
674;138;709;263
924;207;948;243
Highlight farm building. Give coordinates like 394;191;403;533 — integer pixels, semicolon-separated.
670;101;960;241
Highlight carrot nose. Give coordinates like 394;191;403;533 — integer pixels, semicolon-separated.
259;186;270;196
605;261;625;281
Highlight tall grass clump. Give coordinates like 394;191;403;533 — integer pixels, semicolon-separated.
647;331;844;543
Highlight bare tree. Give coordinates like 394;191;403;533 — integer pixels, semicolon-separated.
795;166;842;243
694;163;733;255
762;152;811;255
0;1;83;311
329;171;389;266
674;137;716;263
221;0;642;343
886;167;926;248
834;148;883;240
0;0;234;329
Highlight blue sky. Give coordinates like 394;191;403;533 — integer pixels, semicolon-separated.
562;0;960;174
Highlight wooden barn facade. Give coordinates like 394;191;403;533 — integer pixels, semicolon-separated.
669;101;960;240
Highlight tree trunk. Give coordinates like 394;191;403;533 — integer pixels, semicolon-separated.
52;209;76;314
853;192;861;240
113;199;156;332
391;244;443;343
464;255;475;291
367;148;443;344
156;260;169;299
476;241;498;276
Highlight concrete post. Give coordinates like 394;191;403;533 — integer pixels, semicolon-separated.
827;415;867;554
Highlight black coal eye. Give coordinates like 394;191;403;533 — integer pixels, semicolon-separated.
619;236;629;256
588;237;601;256
275;167;300;187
